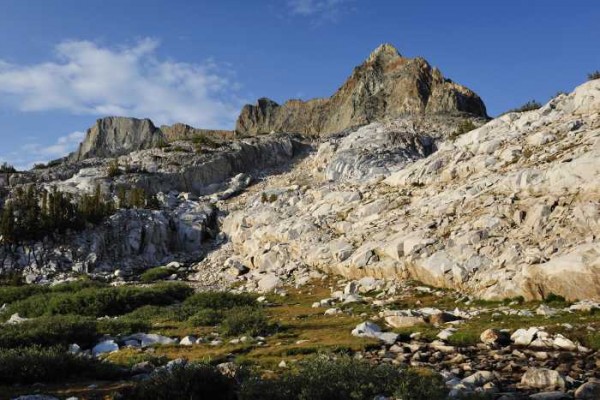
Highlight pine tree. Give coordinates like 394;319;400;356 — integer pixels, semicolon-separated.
0;202;16;244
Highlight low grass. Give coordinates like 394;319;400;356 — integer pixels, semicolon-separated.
103;347;169;368
147;282;378;369
140;266;177;283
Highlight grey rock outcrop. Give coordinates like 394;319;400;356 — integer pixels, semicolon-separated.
236;44;487;137
1;202;217;276
314;115;482;182
70;117;166;161
58;133;298;197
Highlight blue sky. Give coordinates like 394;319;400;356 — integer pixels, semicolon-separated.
0;0;598;169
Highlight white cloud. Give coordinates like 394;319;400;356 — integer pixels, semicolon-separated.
287;0;351;21
22;131;85;159
0;131;85;170
0;38;241;129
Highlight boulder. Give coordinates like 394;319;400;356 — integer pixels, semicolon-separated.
5;313;29;325
552;334;577;351
257;274;283;292
92;340;119;356
180;336;197;346
529;392;572;400
575;381;600;399
512;327;539;346
351;321;382;338
480;329;511;346
461;370;495;387
124;333;177;347
385;315;426;328
520;368;566;391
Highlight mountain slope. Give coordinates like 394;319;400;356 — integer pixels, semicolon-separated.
220;79;600;301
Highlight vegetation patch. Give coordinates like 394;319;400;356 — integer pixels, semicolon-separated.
125;362;237;400
588;70;600;81
0;345;123;385
449;119;477;140
239;357;448;400
503;99;542;114
221;306;272;337
3;282;193;318
140;266;177;283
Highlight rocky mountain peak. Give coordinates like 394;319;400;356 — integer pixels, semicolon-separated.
365;43;402;63
236;44;487;137
69;116;166;162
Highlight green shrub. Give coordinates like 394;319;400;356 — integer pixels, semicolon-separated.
448;331;480;347
0;270;25;286
504;100;542;114
0;315;99;348
191;134;219;149
188;308;224;326
0;345;122;384
0;314;151;349
6;282;193;318
121;304;180;323
180;291;256;319
0;284;46;305
544;292;567;304
126;362;237;400
140;266;177;283
107;159;121;177
588;70;600;81
393;368;448;400
450;119;477;140
50;278;107;293
96;317;151;335
239;357;430;400
221;306;271;337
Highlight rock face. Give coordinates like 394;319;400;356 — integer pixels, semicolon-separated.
70;117;166;161
1;202;217;277
235;44;487;137
222;79;600;301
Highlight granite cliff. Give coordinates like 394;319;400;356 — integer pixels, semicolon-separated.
70;117;166;162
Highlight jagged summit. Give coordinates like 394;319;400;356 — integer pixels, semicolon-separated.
235;43;487;137
365;43;402;62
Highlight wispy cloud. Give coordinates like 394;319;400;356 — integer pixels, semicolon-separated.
23;131;85;159
0;38;242;129
286;0;353;23
1;131;85;170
